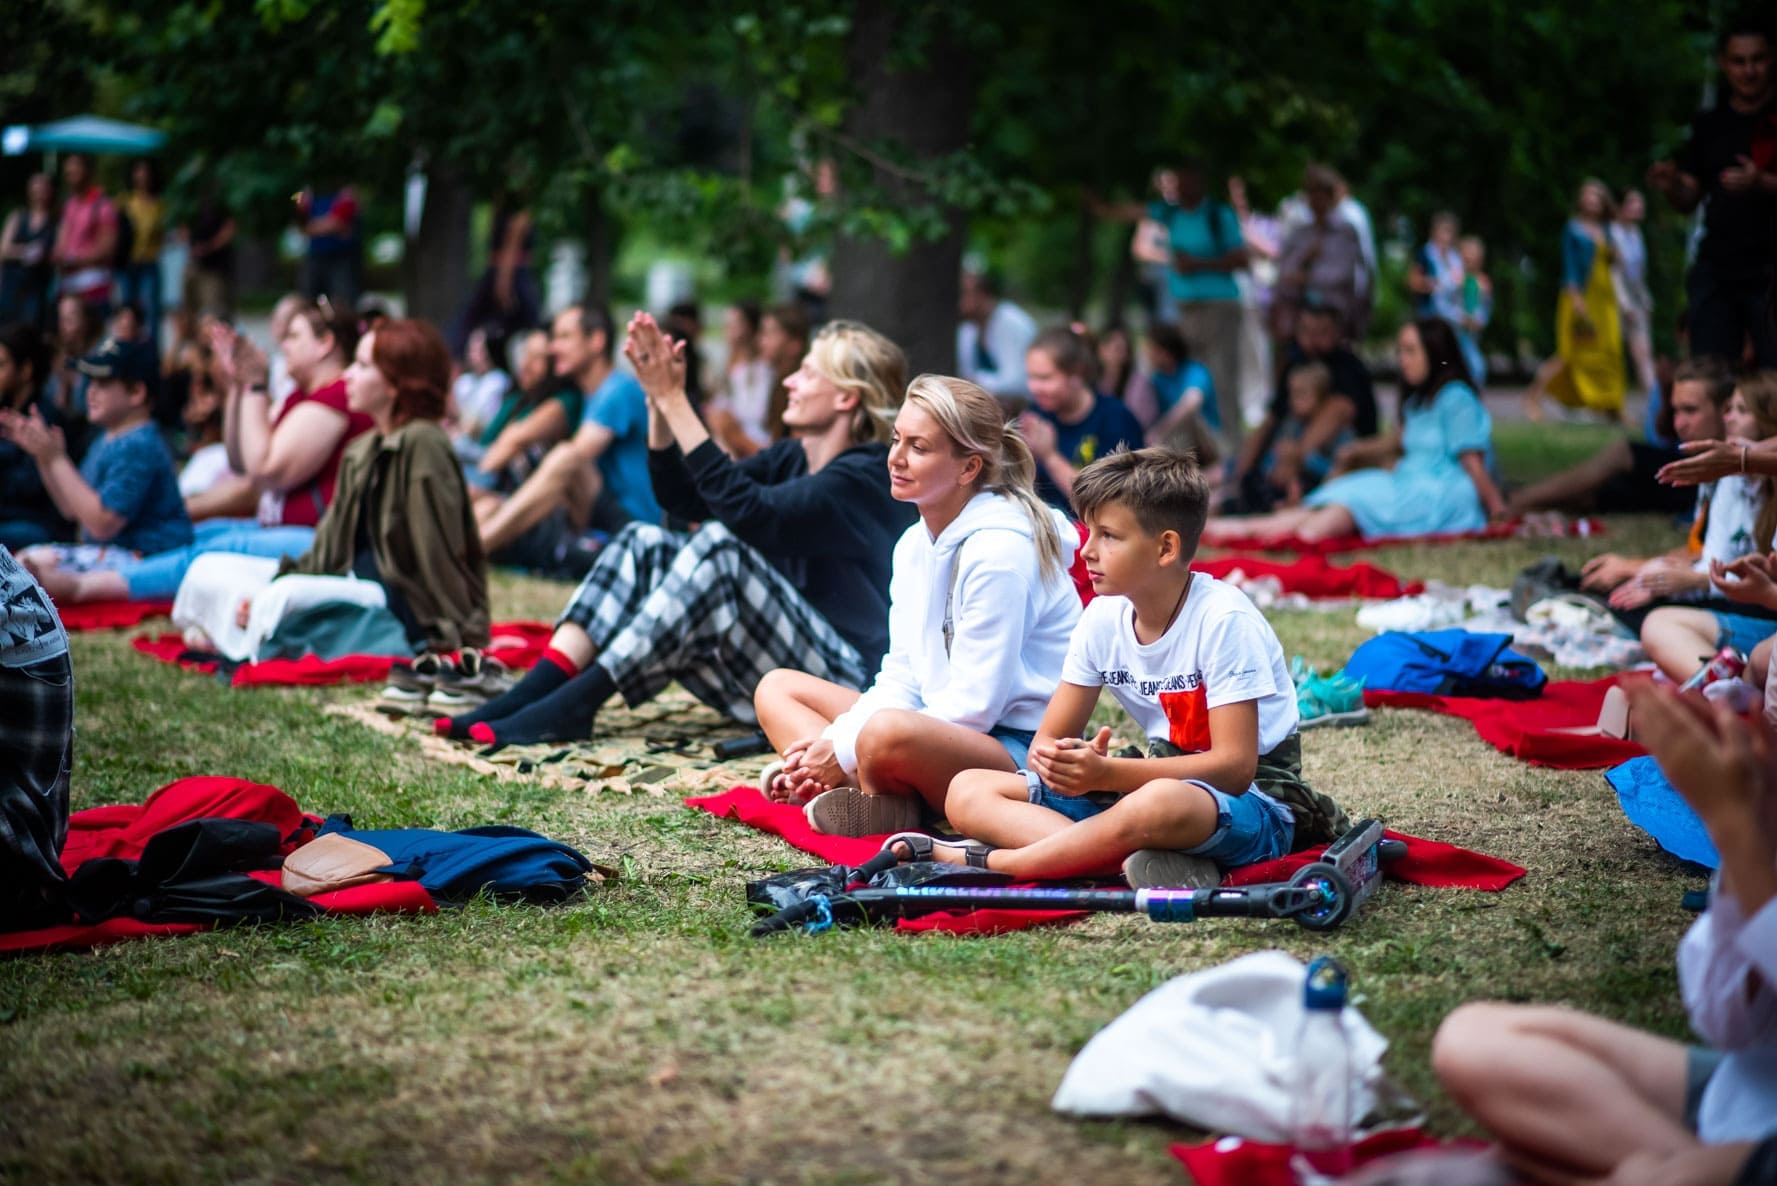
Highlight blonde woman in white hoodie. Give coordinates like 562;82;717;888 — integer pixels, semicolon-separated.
754;374;1083;836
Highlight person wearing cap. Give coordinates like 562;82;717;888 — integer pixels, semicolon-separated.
0;338;192;599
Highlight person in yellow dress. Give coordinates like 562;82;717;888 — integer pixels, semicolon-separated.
1525;179;1628;423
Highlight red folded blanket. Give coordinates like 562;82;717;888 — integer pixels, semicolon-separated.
1192;555;1422;600
1367;675;1645;770
684;788;1524;930
1172;1127;1484;1185
57;599;172;631
0;776;437;954
131;620;553;687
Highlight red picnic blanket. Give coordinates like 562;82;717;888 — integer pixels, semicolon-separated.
57;599;172;631
1366;675;1645;770
0;776;437;954
131;620;553;687
684;787;1524;931
1192;555;1422;600
1205;516;1603;556
1171;1127;1485;1185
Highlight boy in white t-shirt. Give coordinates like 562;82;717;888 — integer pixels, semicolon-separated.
891;447;1339;888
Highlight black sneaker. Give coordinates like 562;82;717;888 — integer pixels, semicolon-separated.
430;649;513;711
378;653;450;716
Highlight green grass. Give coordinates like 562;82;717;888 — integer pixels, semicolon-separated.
0;428;1706;1185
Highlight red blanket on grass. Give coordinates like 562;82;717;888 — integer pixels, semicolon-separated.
1191;555;1422;600
1366;675;1645;770
0;777;436;954
1171;1127;1484;1185
1205;516;1603;556
684;788;1524;932
57;599;172;631
130;620;553;687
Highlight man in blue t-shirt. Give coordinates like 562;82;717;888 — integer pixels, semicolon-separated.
0;338;193;602
1165;161;1249;447
478;304;663;560
1020;328;1145;509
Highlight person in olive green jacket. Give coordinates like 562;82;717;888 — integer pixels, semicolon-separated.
280;319;490;654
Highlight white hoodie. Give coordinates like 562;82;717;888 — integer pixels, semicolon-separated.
823;490;1082;774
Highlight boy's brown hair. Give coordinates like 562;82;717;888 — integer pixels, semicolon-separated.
1070;446;1211;558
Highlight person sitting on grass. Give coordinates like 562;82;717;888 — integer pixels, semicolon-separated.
474;304;661;559
435;313;913;746
1;338;193;598
1635;374;1777;679
1432;681;1777;1186
1237;361;1353;510
1509;355;1733;520
1019;326;1145;511
1138;323;1219;463
753;374;1082;838
1202;317;1505;545
889;447;1346;888
267;318;490;656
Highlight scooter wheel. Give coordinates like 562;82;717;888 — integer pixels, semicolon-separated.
1288;863;1353;931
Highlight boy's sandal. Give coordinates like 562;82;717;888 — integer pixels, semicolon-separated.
882;831;997;869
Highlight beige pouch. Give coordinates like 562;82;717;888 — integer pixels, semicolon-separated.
281;833;396;898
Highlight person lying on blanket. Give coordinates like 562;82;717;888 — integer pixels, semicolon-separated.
752;374;1083;839
1432;682;1777;1186
435;313;914;745
883;447;1348;889
1199;317;1506;546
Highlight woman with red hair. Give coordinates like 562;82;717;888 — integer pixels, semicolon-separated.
275;318;490;655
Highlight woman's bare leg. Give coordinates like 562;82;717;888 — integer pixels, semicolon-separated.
753;668;861;755
1640;607;1721;683
853;709;1019;813
1433;1002;1693;1183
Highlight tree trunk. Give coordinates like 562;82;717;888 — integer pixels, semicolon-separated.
1067;196;1096;322
582;187;615;310
827;0;975;375
404;165;472;327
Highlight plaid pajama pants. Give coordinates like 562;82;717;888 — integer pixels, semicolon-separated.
0;651;74;924
559;521;868;723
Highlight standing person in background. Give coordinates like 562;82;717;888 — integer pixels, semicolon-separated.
51;154;117;315
1408;211;1463;320
1271;165;1365;356
1610;190;1658;399
1333;172;1378;341
1228;175;1280;421
1648;22;1777;369
296;183;362;307
1092;167;1185;325
955;270;1039;404
449;326;511;444
0;174;57;331
1524;180;1628;424
1161;161;1248;446
182;191;236;320
117;160;165;349
706;302;775;457
450;194;538;360
1455;235;1494;388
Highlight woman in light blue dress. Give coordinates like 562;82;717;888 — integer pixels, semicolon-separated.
1203;317;1507;544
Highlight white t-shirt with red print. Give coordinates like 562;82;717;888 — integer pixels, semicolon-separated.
1060;574;1299;756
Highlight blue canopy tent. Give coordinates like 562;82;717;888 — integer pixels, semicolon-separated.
2;115;167;157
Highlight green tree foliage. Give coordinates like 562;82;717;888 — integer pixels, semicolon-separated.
22;0;1717;358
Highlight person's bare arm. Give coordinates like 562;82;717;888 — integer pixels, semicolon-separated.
1459;450;1508;519
0;410;126;539
1647;160;1702;215
0;211;20;261
479;400;568;473
243;401;349;491
1659;436;1777;486
1031;700;1260;798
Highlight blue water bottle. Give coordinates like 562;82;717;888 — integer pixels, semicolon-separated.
1289;956;1355;1183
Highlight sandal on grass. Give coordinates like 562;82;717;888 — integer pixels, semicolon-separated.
882;831;997;869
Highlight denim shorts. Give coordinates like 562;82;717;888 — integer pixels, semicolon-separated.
990;725;1036;771
1023;771;1293;868
1710;609;1777;656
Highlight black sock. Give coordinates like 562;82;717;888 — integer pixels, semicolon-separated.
436;650;577;739
469;663;619;747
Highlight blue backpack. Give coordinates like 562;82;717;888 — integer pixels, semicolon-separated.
1339;630;1547;700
